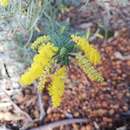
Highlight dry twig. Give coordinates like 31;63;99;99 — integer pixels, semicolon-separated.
0;87;32;122
30;118;88;130
114;52;130;60
37;92;46;121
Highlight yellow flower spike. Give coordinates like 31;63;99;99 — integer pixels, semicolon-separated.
0;0;9;7
76;53;104;82
19;43;58;86
37;75;47;92
19;63;43;86
31;35;50;50
48;66;66;108
38;60;54;92
71;35;101;65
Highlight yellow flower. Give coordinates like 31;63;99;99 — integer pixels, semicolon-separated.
71;35;101;65
37;60;54;92
19;43;58;86
37;74;48;92
31;35;50;50
19;63;43;86
48;66;66;107
0;0;9;7
76;53;104;82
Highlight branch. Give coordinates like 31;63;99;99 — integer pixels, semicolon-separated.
0;87;32;122
30;118;88;130
37;92;46;121
114;52;130;60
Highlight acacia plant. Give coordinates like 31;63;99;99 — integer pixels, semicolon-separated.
19;22;104;108
19;0;104;108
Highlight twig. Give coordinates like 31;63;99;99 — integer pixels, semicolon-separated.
114;52;130;60
0;87;32;122
93;121;100;130
30;118;88;130
37;92;46;121
25;29;34;48
3;63;10;78
20;119;39;130
90;28;100;41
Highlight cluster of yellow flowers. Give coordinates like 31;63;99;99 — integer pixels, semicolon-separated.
20;41;67;107
0;0;9;7
20;43;58;86
71;35;101;65
48;67;66;107
76;53;104;82
71;35;104;82
20;34;104;108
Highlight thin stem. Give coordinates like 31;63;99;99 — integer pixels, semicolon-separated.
37;92;46;121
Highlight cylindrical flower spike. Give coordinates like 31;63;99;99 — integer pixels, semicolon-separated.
76;53;104;82
71;35;101;65
48;66;66;107
19;43;58;86
31;35;50;50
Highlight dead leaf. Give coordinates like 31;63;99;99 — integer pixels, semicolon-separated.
0;112;24;121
